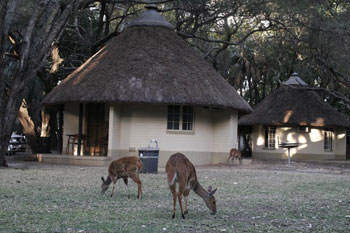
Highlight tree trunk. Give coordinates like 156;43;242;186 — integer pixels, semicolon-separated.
15;93;42;153
0;141;9;167
18;101;54;153
0;1;85;165
0;78;26;166
48;108;60;153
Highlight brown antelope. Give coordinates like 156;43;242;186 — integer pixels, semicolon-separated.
101;156;143;199
227;148;242;164
165;153;217;219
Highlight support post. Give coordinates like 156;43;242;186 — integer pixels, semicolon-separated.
287;148;291;165
108;104;120;157
57;104;64;154
77;103;83;156
230;110;238;149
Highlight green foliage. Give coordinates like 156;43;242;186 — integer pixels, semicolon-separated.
48;0;350;112
1;0;349;155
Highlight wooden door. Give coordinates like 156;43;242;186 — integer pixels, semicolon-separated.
85;103;108;156
238;126;252;158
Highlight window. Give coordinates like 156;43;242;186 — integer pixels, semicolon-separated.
167;105;194;131
167;105;180;130
264;126;276;149
182;106;193;130
324;131;333;152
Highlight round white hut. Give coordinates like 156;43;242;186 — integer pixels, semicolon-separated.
239;73;350;161
44;5;252;166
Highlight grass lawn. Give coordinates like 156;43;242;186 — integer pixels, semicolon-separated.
0;162;349;232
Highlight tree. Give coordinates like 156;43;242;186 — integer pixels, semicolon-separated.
0;0;93;167
207;0;350;109
1;0;349;167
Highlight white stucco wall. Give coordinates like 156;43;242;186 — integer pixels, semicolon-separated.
250;125;347;160
108;104;121;156
213;111;237;151
119;105;213;152
335;131;347;159
108;104;238;166
62;103;80;154
62;103;238;165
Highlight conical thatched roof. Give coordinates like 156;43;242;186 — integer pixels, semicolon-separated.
239;85;350;128
43;7;252;113
282;72;307;86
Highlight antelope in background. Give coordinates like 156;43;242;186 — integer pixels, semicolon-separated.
165;153;217;219
101;156;143;199
227;148;242;164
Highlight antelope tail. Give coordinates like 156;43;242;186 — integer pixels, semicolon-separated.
167;169;177;186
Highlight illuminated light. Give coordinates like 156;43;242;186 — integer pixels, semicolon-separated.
309;128;322;142
287;132;297;142
280;127;292;132
298;135;307;144
337;133;346;139
257;136;264;146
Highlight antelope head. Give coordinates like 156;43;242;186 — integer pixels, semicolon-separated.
101;176;112;194
205;185;217;214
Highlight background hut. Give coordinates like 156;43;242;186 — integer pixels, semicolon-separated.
239;73;350;160
43;5;252;166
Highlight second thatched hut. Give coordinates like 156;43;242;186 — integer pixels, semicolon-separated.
239;73;350;161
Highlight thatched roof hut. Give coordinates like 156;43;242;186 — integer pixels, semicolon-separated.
43;6;251;113
239;74;350;128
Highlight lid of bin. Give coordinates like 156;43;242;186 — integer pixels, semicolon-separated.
138;147;159;151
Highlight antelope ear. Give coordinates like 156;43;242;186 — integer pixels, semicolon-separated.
101;177;105;182
207;185;212;193
210;188;217;196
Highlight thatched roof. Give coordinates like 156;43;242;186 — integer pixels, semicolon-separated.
43;7;252;113
282;72;307;86
239;85;350;128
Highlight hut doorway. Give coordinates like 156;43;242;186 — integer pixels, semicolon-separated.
85;103;108;156
346;130;350;160
238;126;252;158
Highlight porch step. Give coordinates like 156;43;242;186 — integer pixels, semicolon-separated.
8;153;112;167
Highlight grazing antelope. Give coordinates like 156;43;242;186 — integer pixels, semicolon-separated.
165;153;217;219
101;156;143;199
227;148;242;164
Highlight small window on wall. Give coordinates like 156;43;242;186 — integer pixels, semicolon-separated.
167;105;180;130
167;105;194;131
324;131;333;152
182;106;194;130
264;126;276;149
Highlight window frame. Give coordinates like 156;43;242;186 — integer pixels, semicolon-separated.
324;130;333;152
167;105;180;130
167;105;194;132
264;126;276;150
